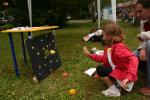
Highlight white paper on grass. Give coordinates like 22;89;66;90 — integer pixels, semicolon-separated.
84;68;96;76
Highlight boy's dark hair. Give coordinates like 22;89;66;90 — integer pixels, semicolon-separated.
136;0;150;8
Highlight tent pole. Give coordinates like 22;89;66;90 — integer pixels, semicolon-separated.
111;0;116;22
27;0;32;38
97;0;100;28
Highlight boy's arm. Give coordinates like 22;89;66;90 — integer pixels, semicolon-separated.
137;31;150;50
137;31;150;41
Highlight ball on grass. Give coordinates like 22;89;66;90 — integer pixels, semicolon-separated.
62;72;69;78
93;74;99;79
50;50;55;55
68;89;77;95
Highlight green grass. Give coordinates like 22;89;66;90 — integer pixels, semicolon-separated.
0;21;149;99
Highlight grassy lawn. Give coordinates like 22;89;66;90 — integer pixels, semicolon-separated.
0;21;149;99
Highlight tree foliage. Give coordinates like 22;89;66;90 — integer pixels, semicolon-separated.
8;0;92;26
3;0;130;26
63;0;91;19
12;0;68;26
101;0;130;7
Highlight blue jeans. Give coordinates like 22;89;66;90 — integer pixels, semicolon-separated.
134;40;150;87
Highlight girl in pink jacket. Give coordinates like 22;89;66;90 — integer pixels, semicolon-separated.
83;22;138;97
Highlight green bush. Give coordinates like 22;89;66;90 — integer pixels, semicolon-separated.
13;0;67;27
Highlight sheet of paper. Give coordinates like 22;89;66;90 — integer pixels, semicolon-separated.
84;68;96;76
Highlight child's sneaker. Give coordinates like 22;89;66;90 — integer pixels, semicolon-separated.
102;88;121;97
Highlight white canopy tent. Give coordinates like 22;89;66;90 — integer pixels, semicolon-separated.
97;0;116;28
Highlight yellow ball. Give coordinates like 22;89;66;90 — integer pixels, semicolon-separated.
50;50;55;55
68;89;77;95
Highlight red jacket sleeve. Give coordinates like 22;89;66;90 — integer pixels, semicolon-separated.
125;56;138;81
114;46;138;81
89;54;104;63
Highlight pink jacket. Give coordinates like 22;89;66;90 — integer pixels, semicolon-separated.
89;43;138;81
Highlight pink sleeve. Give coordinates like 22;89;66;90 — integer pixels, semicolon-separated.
89;54;104;63
114;47;138;81
125;56;138;81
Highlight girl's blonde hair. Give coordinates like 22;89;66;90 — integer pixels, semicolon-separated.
103;21;125;44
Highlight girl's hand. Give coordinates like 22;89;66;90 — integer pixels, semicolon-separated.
139;48;147;61
82;46;91;57
121;79;129;89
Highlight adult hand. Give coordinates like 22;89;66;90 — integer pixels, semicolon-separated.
82;46;91;57
121;79;129;89
139;48;147;61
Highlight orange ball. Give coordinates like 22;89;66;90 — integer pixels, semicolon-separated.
68;89;77;95
62;72;69;78
94;74;99;79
